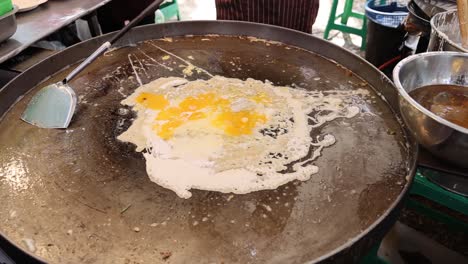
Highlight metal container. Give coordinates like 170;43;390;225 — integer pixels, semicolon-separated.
0;5;17;43
393;52;468;168
428;10;468;52
413;0;456;18
406;1;431;37
404;0;431;53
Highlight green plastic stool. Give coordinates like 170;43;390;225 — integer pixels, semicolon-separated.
407;169;468;232
155;0;181;23
0;0;13;17
323;0;367;50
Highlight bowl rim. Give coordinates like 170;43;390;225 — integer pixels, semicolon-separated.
430;10;468;53
393;51;468;135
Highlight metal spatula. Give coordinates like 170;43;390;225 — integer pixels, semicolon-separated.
22;0;164;128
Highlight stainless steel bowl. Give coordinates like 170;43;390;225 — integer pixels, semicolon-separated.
393;52;468;168
428;10;468;52
0;5;17;43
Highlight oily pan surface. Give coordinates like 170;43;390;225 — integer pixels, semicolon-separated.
0;36;409;263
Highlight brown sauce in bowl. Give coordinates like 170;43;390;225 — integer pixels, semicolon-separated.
409;84;468;129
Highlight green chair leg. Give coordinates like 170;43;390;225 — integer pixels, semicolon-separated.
341;0;354;24
360;15;367;50
174;0;181;20
324;0;339;40
323;0;367;50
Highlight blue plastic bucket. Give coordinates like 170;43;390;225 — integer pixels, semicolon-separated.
365;0;408;28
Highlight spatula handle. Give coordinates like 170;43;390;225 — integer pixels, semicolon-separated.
64;0;165;83
64;42;111;83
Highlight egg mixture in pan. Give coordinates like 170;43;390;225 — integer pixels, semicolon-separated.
0;22;416;264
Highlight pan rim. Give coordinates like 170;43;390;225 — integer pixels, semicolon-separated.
0;20;418;264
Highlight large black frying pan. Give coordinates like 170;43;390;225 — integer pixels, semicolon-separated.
0;21;417;263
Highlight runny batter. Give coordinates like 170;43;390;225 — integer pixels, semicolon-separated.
118;76;369;198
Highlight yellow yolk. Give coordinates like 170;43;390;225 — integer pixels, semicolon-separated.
155;119;183;140
136;91;269;139
179;93;216;111
156;107;182;120
187;111;206;120
212;110;267;136
136;93;168;110
179;93;230;111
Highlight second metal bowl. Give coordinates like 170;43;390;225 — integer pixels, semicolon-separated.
428;10;468;53
393;52;468;168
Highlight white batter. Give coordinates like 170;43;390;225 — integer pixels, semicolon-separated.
118;76;368;198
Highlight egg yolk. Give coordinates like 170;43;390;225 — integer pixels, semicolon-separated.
156;107;182;120
136;92;168;110
137;92;269;139
212;110;267;136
